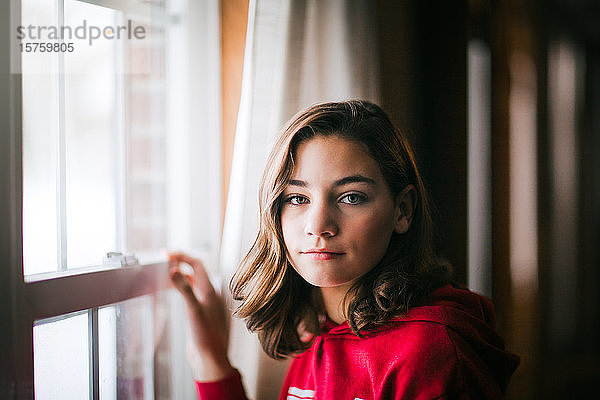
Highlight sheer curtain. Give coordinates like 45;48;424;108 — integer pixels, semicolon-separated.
220;0;380;398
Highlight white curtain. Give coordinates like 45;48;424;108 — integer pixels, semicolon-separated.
220;0;380;398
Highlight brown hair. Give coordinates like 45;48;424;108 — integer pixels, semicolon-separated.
230;100;451;359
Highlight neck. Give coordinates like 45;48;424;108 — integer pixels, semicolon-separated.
319;283;353;324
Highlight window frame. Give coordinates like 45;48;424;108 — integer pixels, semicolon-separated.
1;0;223;397
27;263;170;321
1;1;31;397
19;0;173;396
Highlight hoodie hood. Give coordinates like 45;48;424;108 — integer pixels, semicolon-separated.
321;284;520;393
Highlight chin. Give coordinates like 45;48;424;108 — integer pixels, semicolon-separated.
304;276;355;288
293;265;358;288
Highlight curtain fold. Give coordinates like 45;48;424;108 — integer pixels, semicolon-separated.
220;0;380;398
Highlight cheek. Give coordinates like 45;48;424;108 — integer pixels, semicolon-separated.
350;210;395;253
280;210;298;250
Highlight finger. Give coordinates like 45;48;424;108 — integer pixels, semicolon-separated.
168;251;197;263
168;252;188;268
191;267;216;299
169;266;193;287
168;252;216;298
168;252;206;278
169;268;200;307
168;253;183;272
169;268;189;294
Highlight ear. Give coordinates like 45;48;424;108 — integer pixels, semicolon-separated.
393;185;417;234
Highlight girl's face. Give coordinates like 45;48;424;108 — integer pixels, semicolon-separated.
281;136;402;289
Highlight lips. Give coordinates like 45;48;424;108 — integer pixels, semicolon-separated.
301;249;345;260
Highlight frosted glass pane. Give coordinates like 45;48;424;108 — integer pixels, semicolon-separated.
64;1;120;268
21;0;60;275
99;296;154;400
34;313;90;400
99;306;117;400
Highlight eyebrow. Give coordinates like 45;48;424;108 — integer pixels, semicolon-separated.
288;174;376;188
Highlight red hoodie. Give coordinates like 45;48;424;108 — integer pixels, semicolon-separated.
195;285;519;399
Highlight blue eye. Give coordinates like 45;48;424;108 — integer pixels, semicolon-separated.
286;195;309;205
340;193;366;204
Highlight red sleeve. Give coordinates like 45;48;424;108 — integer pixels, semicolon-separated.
195;369;248;400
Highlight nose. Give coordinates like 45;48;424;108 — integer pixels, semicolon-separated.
304;199;338;238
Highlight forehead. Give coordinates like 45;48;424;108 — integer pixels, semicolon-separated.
291;136;383;181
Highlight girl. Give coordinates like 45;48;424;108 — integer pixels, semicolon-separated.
169;100;519;399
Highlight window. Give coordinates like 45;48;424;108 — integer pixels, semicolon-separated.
21;0;168;275
2;0;222;398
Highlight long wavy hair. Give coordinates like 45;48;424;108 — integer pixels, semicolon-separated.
230;100;451;359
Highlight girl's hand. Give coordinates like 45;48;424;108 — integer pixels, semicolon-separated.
168;252;234;381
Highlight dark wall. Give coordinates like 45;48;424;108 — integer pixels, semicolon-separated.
376;0;600;398
376;0;468;284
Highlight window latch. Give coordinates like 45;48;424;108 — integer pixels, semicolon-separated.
103;252;139;267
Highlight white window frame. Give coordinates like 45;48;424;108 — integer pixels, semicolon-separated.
1;0;222;398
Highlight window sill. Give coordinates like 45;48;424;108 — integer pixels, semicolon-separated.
26;261;171;321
